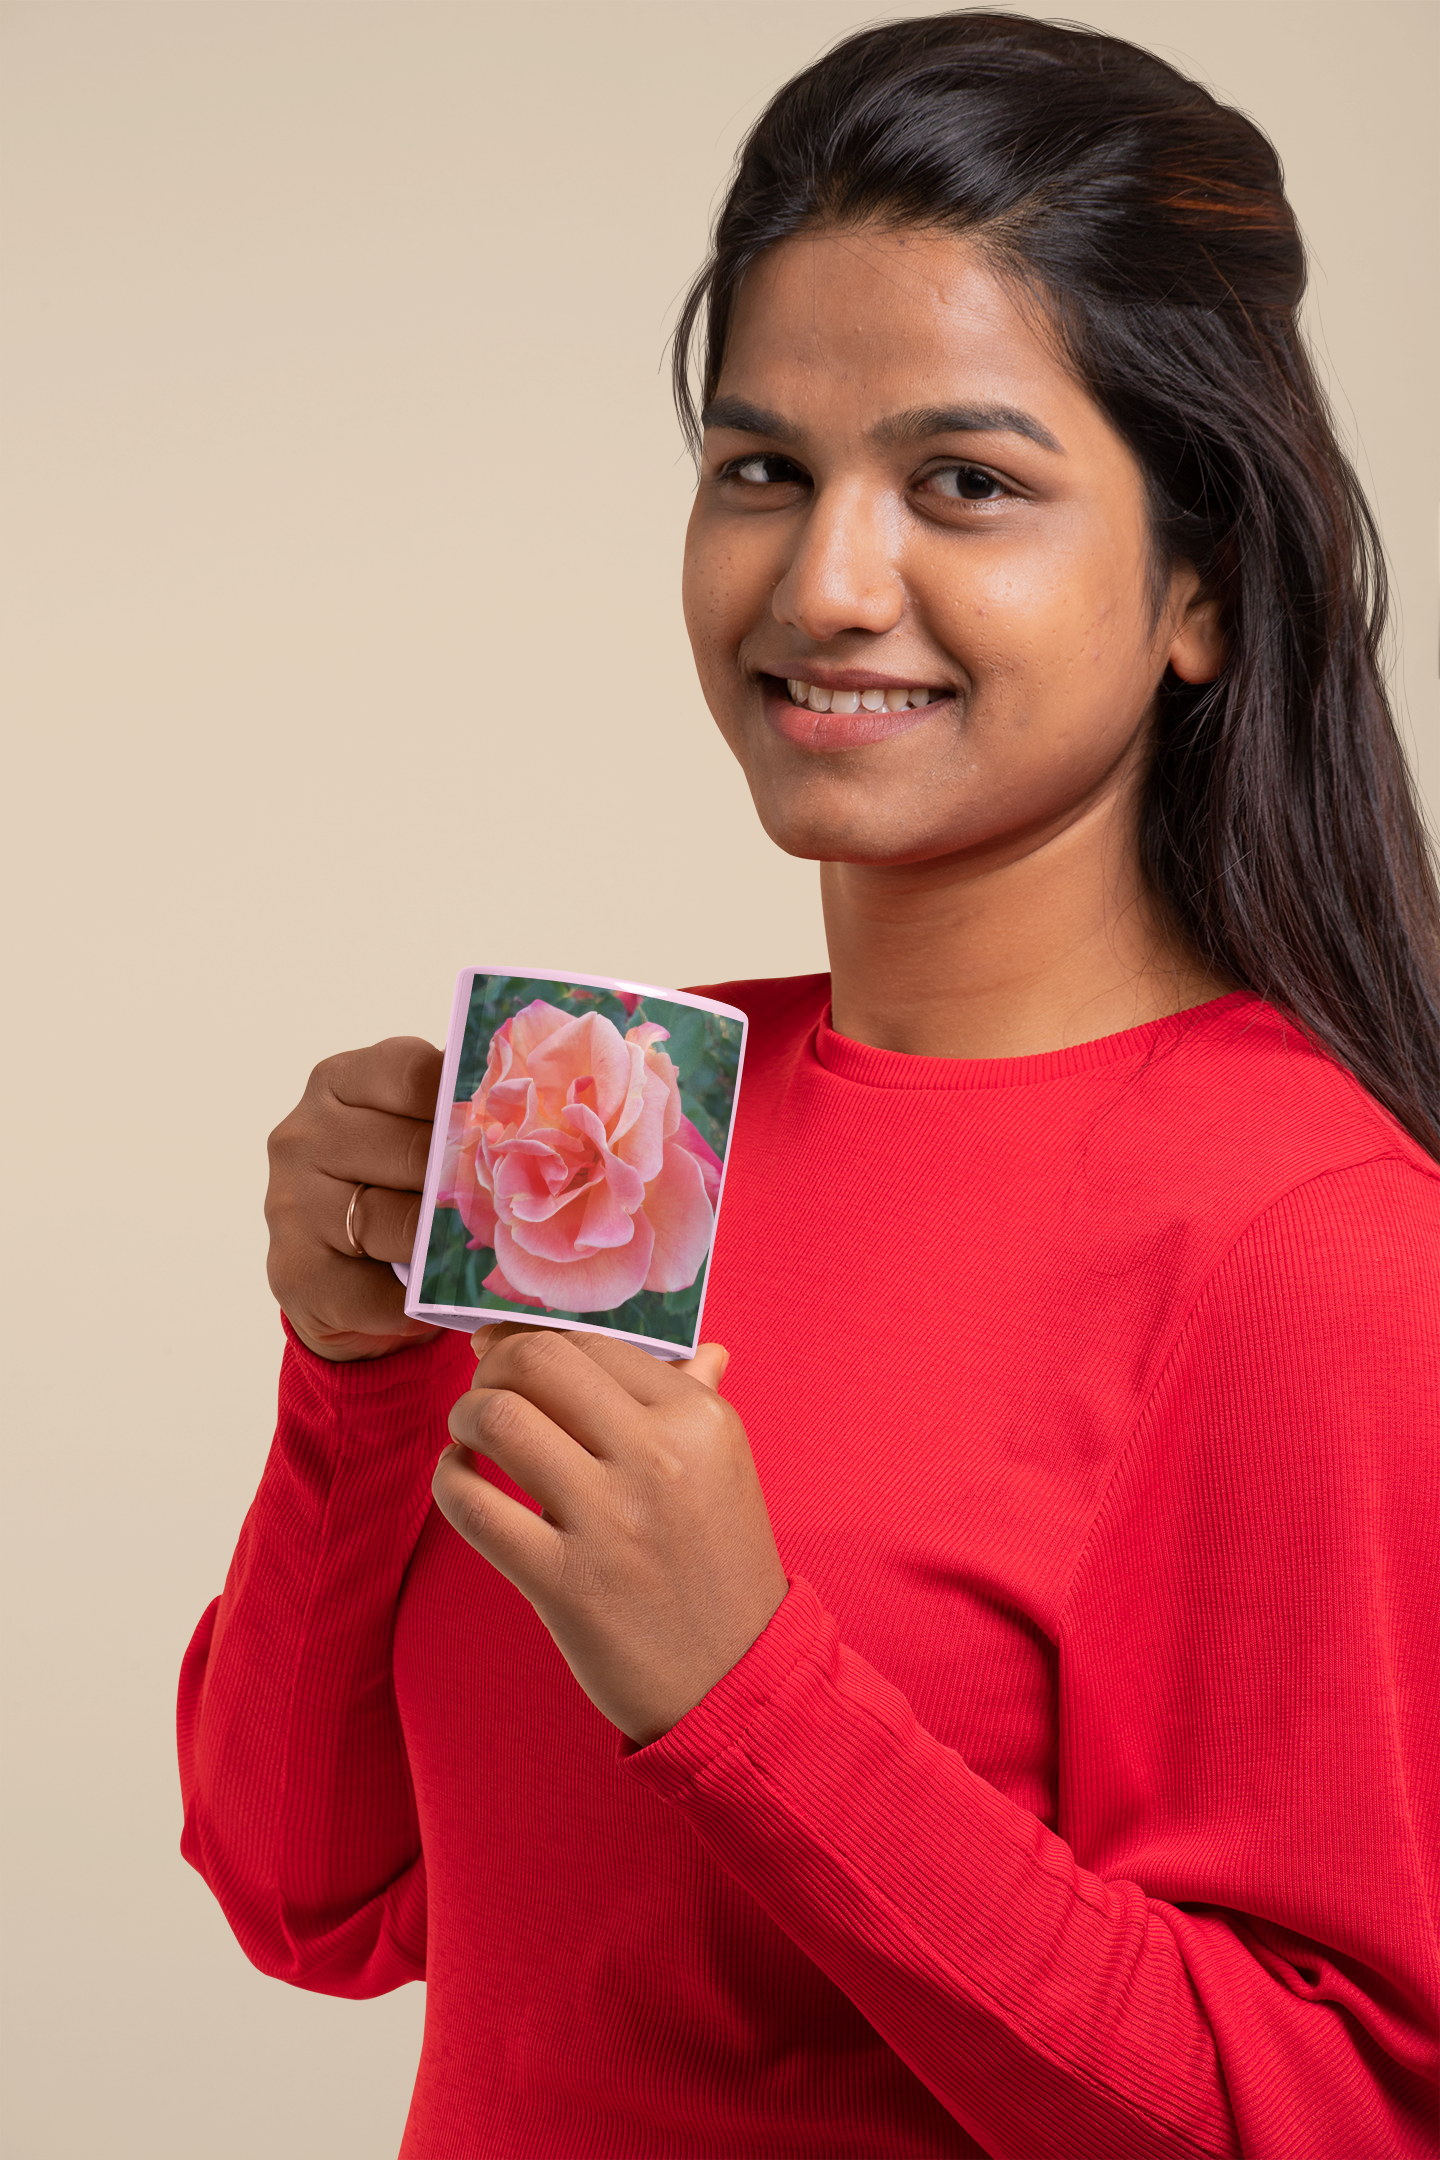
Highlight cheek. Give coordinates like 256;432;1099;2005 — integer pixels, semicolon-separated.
925;534;1154;702
683;507;783;671
680;520;731;678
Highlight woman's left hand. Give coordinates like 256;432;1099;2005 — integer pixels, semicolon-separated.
433;1326;790;1746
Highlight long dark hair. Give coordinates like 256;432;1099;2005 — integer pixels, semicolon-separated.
671;10;1440;1159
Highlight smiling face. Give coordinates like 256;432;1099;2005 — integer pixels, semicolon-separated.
682;226;1221;874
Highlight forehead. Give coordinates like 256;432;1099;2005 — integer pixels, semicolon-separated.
718;227;1090;438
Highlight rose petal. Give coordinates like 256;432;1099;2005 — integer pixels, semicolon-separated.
492;1133;594;1222
483;1076;535;1131
640;1140;714;1293
454;1187;499;1248
504;1000;577;1067
610;1062;669;1185
640;1043;683;1139
480;1261;544;1309
436;1102;499;1247
495;1214;654;1312
435;1100;476;1208
672;1113;724;1206
560;1101;646;1209
508;1114;643;1257
573;1177;641;1253
475;1019;517;1113
524;1011;631;1127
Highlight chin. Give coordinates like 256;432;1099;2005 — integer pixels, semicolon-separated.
726;717;987;868
746;787;970;868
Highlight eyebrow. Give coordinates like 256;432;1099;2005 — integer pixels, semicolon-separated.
700;395;1063;455
700;397;802;442
875;404;1063;454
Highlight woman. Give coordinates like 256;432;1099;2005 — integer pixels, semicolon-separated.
179;14;1439;2156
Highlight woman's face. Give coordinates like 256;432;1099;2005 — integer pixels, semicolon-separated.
683;227;1220;870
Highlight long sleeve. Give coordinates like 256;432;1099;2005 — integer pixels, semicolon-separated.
178;1319;475;1998
622;1158;1440;2158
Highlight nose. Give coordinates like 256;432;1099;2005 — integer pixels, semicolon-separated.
770;480;905;644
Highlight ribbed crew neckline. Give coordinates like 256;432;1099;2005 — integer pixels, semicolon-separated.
812;989;1263;1091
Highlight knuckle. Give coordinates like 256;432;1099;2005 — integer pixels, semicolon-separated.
692;1391;735;1444
552;1534;606;1602
640;1438;688;1488
266;1107;306;1164
507;1330;564;1381
588;1484;644;1565
399;1041;442;1114
308;1050;349;1098
456;1488;493;1546
434;1454;492;1546
633;1396;734;1489
469;1386;526;1449
262;1168;308;1237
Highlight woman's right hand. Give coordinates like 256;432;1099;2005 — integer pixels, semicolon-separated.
265;1036;446;1361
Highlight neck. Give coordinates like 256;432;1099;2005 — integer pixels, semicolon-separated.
821;788;1233;1061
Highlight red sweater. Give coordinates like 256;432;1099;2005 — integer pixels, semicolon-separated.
179;980;1439;2159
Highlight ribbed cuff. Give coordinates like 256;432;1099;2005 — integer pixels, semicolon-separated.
280;1310;475;1408
618;1575;835;1790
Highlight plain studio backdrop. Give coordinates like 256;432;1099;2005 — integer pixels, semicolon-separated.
1;3;1435;2154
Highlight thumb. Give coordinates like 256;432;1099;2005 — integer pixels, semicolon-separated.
682;1341;730;1391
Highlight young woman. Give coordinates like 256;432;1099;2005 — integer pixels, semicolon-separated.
179;15;1439;2157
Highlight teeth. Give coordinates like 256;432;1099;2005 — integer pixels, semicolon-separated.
786;679;940;712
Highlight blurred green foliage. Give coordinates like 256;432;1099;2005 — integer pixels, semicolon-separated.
418;974;740;1351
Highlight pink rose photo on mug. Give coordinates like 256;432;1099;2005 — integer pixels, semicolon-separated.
399;968;747;1357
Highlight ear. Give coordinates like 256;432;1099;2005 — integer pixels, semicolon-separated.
1167;582;1226;685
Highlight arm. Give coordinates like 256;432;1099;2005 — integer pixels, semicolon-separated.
619;1157;1440;2158
178;1321;474;1996
179;1031;466;1996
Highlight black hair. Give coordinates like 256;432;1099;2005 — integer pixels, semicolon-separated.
672;10;1440;1158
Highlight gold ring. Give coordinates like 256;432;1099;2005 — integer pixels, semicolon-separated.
345;1183;368;1259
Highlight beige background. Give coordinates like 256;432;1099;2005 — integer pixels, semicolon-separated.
2;3;1435;2153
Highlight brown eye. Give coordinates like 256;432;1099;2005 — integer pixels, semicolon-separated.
924;464;1005;501
726;454;807;486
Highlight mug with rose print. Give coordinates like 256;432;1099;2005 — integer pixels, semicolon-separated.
398;967;747;1358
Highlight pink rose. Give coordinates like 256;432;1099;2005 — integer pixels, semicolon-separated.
436;1000;723;1313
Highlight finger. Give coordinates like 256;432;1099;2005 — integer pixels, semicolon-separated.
444;1385;597;1527
322;1176;422;1264
319;1037;444;1121
568;1329;728;1409
306;1102;436;1195
432;1443;563;1592
472;1327;647;1457
273;1240;438;1351
677;1342;730;1392
470;1321;548;1354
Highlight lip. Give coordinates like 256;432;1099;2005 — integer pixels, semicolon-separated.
759;673;954;750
